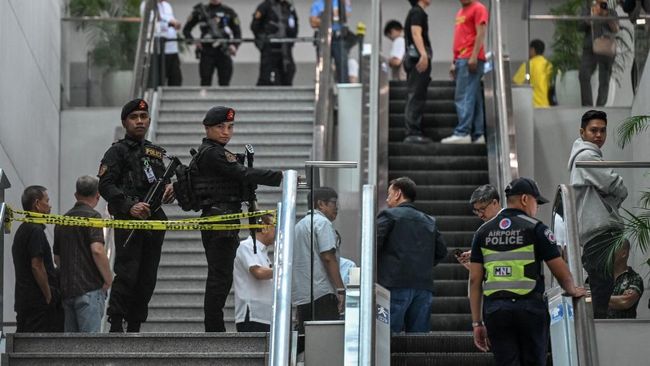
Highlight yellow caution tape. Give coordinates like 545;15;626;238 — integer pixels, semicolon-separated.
7;206;275;231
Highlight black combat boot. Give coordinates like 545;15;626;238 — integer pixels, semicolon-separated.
109;316;124;333
126;321;141;332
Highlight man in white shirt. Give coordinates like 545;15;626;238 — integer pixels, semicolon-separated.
233;215;275;332
140;0;183;86
384;20;406;81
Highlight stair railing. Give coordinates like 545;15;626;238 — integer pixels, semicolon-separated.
312;0;334;161
366;0;389;201
131;0;158;100
268;170;298;366
552;184;599;366
0;169;11;340
485;0;519;190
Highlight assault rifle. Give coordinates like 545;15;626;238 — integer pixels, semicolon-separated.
245;144;259;254
123;155;181;248
197;4;229;53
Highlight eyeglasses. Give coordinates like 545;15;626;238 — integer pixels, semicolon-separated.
472;200;495;215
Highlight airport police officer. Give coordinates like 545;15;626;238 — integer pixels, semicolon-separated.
194;106;283;332
98;98;175;333
251;0;299;85
469;177;586;365
183;0;242;86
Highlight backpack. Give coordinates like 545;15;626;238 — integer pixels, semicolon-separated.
173;147;207;212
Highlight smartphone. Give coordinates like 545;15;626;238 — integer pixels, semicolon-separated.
454;248;464;257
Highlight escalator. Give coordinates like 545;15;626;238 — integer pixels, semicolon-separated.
387;80;495;366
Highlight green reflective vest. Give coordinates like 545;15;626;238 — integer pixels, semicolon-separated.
481;245;537;296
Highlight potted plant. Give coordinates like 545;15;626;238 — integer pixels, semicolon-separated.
69;0;141;105
549;0;584;106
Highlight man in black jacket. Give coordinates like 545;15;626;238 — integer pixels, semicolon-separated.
251;0;298;85
377;177;447;333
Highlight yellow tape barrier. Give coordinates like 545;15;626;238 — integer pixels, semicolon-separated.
5;206;275;231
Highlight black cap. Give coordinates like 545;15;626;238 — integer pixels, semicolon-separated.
203;106;236;126
121;98;149;121
505;177;549;205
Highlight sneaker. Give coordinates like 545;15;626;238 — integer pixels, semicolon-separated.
472;135;486;144
403;135;433;144
440;134;471;144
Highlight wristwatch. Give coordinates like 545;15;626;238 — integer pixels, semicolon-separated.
472;321;484;328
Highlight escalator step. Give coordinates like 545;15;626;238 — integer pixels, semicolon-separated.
391;352;495;366
433;264;469;280
413;185;479;201
390;100;457;114
389;113;458;129
389;127;456;142
389;143;486;156
389;80;456;88
432;216;483;232
389;87;456;100
431;296;470;313
389;171;488;185
434;280;470;297
390;156;488;171
439;231;475;246
411;201;473;216
430;314;472;331
392;333;475;353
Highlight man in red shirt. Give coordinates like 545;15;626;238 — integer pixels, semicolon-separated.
441;0;488;144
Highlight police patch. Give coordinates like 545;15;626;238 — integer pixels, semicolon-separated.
544;229;557;244
494;266;512;277
499;218;512;230
98;164;107;177
225;151;238;163
144;147;163;160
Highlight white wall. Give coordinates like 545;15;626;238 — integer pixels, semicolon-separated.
0;0;64;325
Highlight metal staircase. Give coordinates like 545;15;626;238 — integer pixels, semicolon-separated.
386;80;494;365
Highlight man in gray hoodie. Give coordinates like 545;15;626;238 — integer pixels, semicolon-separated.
568;109;628;318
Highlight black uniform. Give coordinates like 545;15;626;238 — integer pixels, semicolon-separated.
194;137;282;332
183;2;241;86
98;135;168;331
251;0;298;85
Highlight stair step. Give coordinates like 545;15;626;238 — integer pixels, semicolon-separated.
3;352;264;365
140;318;234;332
160;103;314;112
6;333;266;353
158;111;314;122
157;122;312;134
155;133;312;145
148;304;233;319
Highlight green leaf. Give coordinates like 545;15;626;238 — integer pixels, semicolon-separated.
617;115;650;148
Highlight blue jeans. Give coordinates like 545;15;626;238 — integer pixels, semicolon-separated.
453;59;485;139
389;288;433;333
63;288;107;332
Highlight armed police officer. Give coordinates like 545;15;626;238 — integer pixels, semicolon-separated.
183;0;242;86
192;106;283;332
98;99;175;333
469;178;586;366
251;0;299;86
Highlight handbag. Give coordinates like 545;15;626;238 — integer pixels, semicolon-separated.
593;35;616;57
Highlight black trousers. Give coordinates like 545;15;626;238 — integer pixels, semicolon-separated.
236;307;270;332
199;49;233;86
295;293;340;353
163;53;183;86
404;61;432;137
107;211;166;324
16;296;64;333
579;47;614;107
201;229;239;332
257;46;296;86
582;231;617;319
